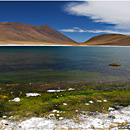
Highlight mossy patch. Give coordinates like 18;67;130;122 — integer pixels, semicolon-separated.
0;82;130;119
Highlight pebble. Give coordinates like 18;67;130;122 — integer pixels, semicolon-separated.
97;100;102;102
49;114;55;116
63;103;67;105
89;101;93;103
103;100;107;102
9;97;20;102
75;110;78;113
52;110;57;113
47;90;60;93
59;117;64;120
3;116;7;118
68;88;75;91
85;103;89;105
108;115;116;119
26;93;41;97
108;107;115;111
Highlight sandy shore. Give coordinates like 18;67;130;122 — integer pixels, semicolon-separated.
0;41;77;46
80;45;130;47
0;44;73;46
0;44;130;47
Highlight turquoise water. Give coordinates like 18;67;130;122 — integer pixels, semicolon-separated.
0;46;130;84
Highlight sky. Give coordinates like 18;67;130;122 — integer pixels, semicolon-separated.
0;1;130;42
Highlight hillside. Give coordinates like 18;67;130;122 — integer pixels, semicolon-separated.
82;34;130;46
0;22;77;45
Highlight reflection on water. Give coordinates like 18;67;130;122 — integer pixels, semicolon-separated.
0;46;130;83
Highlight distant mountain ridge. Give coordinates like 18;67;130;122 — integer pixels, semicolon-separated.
83;34;130;46
0;22;130;46
0;22;77;45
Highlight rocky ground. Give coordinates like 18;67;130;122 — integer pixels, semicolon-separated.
0;106;130;130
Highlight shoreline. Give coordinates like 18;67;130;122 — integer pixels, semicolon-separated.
0;44;130;47
0;44;73;46
80;45;130;47
1;105;130;130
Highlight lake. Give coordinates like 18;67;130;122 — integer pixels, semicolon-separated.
0;46;130;84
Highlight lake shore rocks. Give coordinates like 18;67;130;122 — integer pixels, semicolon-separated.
0;105;130;130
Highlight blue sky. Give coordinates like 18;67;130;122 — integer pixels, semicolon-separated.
0;1;130;42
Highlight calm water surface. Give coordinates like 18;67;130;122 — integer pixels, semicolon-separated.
0;46;130;84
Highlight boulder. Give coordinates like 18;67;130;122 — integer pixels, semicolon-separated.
109;63;121;66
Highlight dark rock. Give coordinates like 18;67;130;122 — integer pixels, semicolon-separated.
108;115;116;119
113;105;123;110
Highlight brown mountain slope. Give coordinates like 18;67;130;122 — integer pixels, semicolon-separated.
82;34;130;46
0;22;77;45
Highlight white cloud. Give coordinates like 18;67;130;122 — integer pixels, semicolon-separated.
65;1;130;30
61;27;130;35
61;29;76;32
61;27;86;33
87;30;130;35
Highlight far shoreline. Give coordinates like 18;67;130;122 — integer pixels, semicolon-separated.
1;44;130;47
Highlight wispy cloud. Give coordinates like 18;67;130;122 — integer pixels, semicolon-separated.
64;1;130;31
61;27;86;33
61;27;130;35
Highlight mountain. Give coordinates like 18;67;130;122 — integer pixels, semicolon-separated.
0;22;77;45
82;34;130;46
